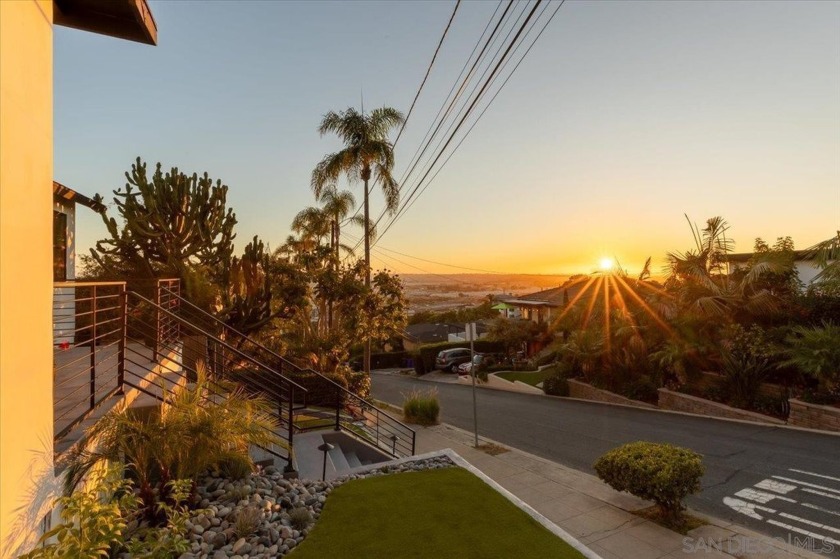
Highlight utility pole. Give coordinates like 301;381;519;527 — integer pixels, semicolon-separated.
468;322;478;447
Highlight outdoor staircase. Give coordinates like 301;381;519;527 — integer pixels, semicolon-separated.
292;431;391;481
53;279;415;477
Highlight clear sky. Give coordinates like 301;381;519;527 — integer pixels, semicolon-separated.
55;0;840;276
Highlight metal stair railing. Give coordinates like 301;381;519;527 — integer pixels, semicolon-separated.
158;284;417;458
120;290;308;470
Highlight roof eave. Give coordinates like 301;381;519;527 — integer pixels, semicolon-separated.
54;0;157;46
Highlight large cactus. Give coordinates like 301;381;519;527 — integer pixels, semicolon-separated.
91;157;236;283
220;236;275;336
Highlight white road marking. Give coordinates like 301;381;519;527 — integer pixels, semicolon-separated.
755;479;797;494
789;469;840;484
735;488;796;504
778;512;840;535
723;497;775;520
803;488;840;501
772;476;840;495
767;519;840;546
803;502;840;518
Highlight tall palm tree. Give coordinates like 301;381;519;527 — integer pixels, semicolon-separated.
311;106;404;373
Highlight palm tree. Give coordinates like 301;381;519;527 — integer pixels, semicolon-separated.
319;187;365;265
311;106;404;373
665;216;790;318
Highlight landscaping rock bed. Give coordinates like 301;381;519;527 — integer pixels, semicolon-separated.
181;455;455;559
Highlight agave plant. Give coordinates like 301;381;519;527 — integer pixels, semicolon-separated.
65;362;284;497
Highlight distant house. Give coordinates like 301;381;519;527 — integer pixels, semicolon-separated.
500;277;590;324
727;250;831;290
53;181;105;282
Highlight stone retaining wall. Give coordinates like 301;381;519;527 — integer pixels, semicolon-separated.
697;372;786;398
567;380;657;409
788;399;840;432
657;389;785;425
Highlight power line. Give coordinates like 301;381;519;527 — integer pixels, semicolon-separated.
380;0;564;231
377;0;547;242
343;231;509;274
347;1;512;252
393;0;461;148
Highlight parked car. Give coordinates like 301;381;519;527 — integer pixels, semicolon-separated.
458;353;496;375
436;348;472;373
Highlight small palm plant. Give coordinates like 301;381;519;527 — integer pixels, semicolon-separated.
781;321;840;396
65;362;284;510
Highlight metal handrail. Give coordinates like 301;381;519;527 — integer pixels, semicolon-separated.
128;291;309;394
54;281;127;288
162;286;414;432
159;285;416;454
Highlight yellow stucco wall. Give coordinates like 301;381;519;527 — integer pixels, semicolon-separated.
0;0;56;555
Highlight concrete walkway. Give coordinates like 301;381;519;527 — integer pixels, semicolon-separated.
415;423;828;559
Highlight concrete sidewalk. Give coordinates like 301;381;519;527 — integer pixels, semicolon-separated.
415;423;827;559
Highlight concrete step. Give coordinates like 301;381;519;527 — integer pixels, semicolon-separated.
328;444;350;472
344;450;362;468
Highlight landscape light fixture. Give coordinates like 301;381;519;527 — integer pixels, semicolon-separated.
318;442;334;481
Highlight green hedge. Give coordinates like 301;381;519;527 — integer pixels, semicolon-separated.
415;340;504;374
593;442;704;520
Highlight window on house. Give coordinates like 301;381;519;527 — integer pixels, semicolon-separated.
53;211;67;282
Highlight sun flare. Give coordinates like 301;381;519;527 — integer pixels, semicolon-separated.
599;257;614;271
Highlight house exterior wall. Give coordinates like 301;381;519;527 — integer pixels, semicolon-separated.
0;0;56;555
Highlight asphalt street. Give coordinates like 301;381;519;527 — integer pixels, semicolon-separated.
373;373;840;553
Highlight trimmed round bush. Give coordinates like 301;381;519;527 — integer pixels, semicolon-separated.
593;441;704;521
542;374;569;396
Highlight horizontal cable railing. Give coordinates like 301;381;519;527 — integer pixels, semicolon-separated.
53;282;127;442
122;290;305;467
159;285;416;458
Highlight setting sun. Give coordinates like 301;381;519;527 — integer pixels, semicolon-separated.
599;257;615;271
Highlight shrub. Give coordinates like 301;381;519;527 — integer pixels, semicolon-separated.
347;371;371;398
234;506;263;538
720;350;773;409
623;375;660;404
65;362;283;501
22;467;195;559
21;466;133;559
289;507;313;530
593;441;704;522
542;374;569;396
535;350;559;367
402;389;441;425
781;321;840;395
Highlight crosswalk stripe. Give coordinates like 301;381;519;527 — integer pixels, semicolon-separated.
772;476;840;495
802;488;840;502
789;469;840;484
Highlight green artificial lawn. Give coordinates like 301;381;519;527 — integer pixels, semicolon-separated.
288;467;584;559
496;368;557;387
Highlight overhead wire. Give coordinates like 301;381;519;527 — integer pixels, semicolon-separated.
346;0;512;252
376;0;549;242
378;0;565;235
